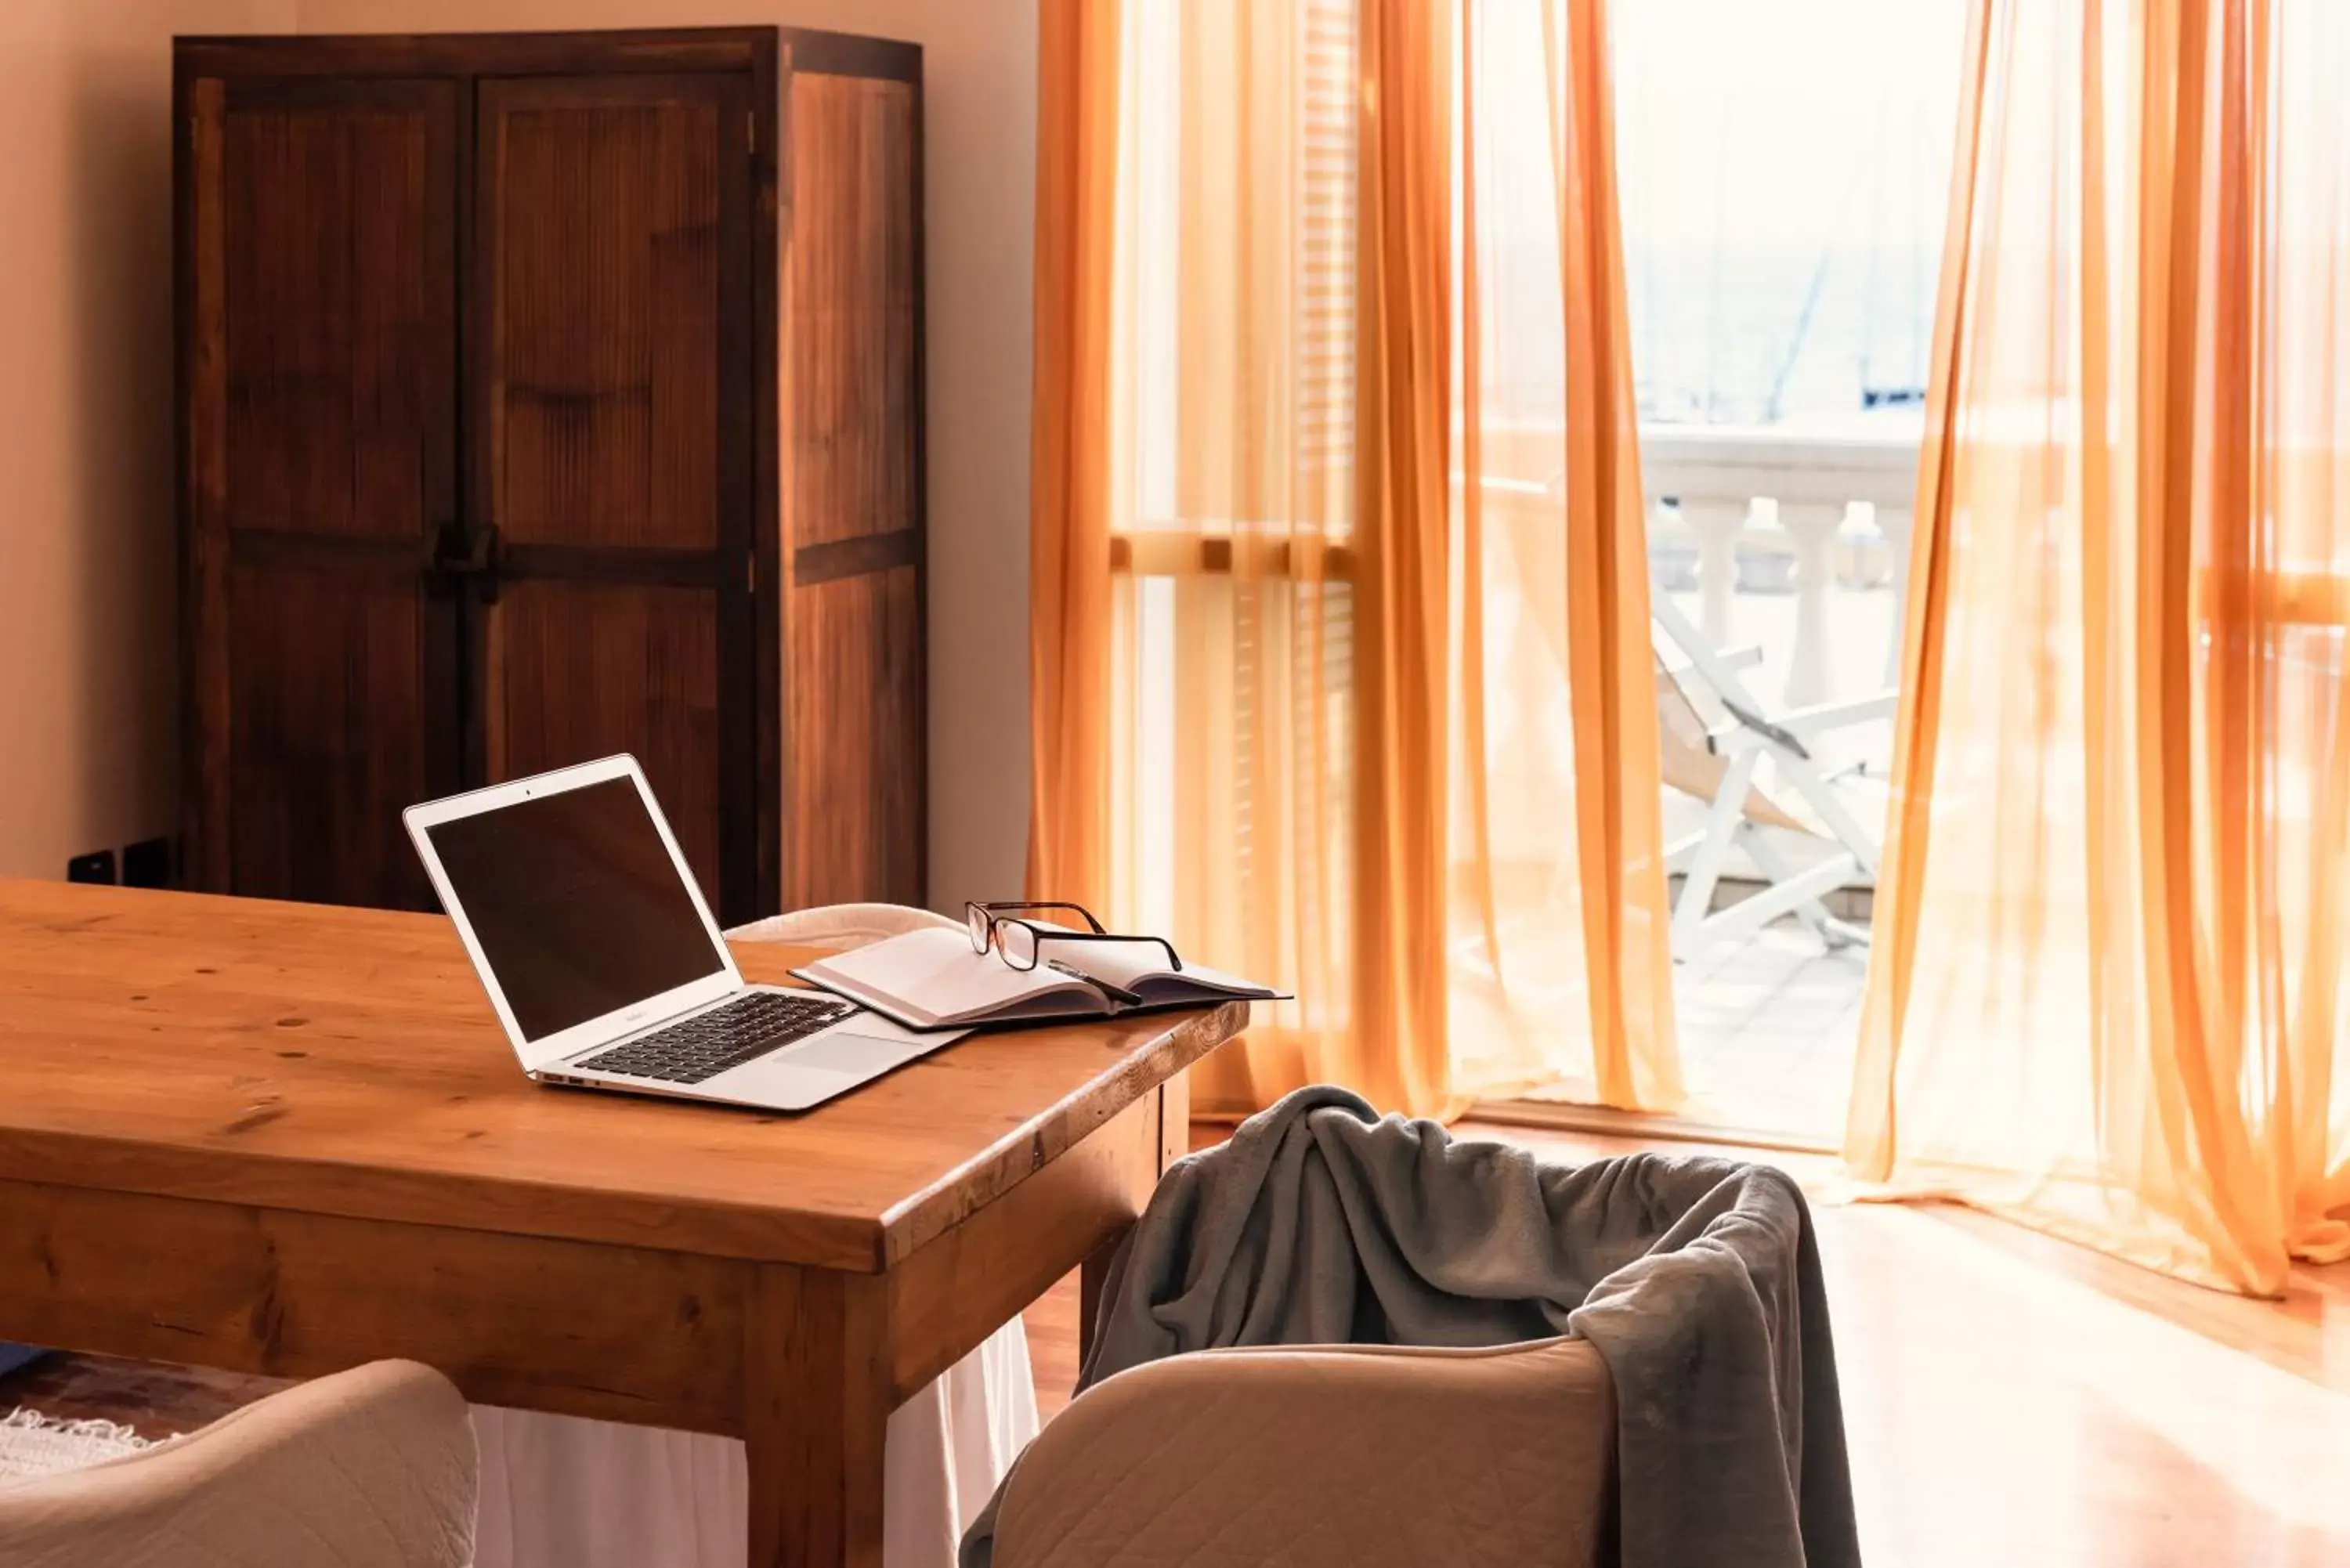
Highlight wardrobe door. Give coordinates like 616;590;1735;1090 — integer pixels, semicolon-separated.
469;71;760;921
181;76;463;910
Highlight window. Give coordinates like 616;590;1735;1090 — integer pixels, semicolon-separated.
1618;0;1968;1137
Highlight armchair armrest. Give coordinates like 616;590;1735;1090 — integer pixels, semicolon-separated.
992;1337;1615;1568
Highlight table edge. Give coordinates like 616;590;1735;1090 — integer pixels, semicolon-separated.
0;1000;1246;1272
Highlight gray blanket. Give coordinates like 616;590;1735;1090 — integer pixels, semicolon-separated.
966;1084;1860;1568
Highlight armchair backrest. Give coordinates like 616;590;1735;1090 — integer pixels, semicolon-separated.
0;1360;475;1568
989;1335;1615;1568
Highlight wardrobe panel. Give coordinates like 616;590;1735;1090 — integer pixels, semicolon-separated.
486;579;725;907
786;564;922;909
785;72;919;550
226;562;439;910
478;74;741;553
218;81;454;543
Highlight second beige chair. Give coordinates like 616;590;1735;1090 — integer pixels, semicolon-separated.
985;1335;1616;1568
0;1359;475;1568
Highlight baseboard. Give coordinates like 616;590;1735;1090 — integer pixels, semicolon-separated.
1467;1097;1838;1157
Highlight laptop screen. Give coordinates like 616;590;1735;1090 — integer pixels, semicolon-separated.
424;775;727;1042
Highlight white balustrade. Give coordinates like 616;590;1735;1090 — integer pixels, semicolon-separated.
1678;497;1749;650
1875;504;1914;688
1777;500;1845;706
1640;421;1919;707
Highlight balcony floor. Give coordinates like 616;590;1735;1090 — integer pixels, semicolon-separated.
1672;919;1867;1141
1506;913;1869;1144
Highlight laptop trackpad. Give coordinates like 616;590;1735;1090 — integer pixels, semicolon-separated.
779;1031;928;1076
702;1020;967;1111
709;1028;934;1103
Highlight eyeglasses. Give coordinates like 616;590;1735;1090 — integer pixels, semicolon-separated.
964;901;1184;975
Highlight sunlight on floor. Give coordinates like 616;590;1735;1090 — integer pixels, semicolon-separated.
1831;1205;2350;1565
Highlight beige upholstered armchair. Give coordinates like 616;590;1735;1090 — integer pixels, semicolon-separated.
0;1359;475;1568
984;1335;1617;1568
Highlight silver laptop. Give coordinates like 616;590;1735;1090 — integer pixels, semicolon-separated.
404;754;964;1112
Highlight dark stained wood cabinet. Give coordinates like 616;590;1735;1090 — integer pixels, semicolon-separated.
175;28;926;926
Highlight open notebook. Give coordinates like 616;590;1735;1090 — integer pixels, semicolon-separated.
791;927;1285;1031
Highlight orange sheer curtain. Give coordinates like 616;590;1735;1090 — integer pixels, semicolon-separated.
1029;0;1679;1119
1027;0;1123;915
1851;0;2350;1294
1451;0;1681;1111
1347;0;1458;1116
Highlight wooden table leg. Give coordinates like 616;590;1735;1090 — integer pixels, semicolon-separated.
744;1265;892;1568
1077;1076;1190;1370
1076;1234;1120;1370
1158;1071;1191;1169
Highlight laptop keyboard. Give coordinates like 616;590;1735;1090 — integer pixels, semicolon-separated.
573;991;854;1085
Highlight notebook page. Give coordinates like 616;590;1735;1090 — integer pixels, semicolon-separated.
1025;923;1274;996
800;928;1099;1026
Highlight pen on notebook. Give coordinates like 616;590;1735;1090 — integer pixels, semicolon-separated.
1046;958;1144;1006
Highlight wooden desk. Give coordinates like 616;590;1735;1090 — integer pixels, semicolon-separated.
0;880;1243;1566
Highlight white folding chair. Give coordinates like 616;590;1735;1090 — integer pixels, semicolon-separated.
1652;594;1893;959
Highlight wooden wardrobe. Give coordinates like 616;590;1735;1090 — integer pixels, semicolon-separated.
174;27;924;927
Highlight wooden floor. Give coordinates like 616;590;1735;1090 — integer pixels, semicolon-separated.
11;1120;2348;1568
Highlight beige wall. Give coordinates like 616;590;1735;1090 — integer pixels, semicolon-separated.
1;0;1037;908
0;0;295;880
293;0;1041;912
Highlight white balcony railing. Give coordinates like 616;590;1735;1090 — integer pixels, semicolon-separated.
1641;420;1919;708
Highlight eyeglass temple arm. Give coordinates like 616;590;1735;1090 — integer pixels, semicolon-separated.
978;900;1107;933
1029;929;1184;973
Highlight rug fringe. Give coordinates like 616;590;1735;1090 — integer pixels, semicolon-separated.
1;1407;155;1447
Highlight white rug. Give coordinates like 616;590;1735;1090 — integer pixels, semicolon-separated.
0;1408;154;1483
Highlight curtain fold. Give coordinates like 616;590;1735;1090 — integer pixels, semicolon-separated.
1442;0;1683;1111
1850;0;2350;1295
1029;0;1676;1121
1026;0;1125;915
1547;0;1681;1108
1345;0;1459;1118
